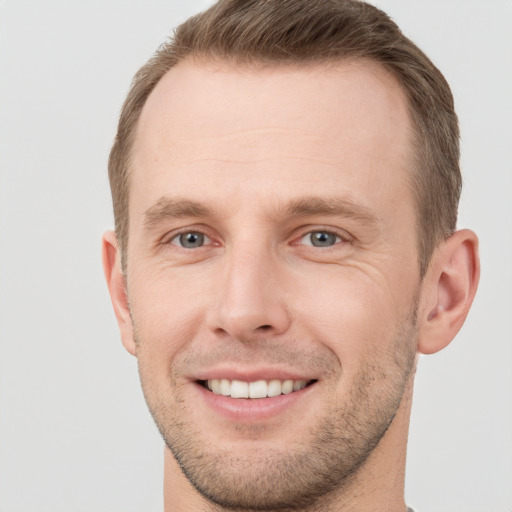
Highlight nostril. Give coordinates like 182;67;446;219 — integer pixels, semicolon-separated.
258;325;272;331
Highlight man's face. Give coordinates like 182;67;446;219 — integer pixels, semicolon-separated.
125;60;421;508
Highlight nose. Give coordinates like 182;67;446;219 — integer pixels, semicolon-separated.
207;242;292;341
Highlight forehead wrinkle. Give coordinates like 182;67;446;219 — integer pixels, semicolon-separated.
170;126;321;144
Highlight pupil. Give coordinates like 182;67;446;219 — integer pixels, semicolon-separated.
180;232;204;248
311;232;335;247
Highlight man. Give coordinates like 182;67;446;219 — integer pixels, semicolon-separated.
102;0;479;510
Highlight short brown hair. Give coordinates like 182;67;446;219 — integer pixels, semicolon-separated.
108;0;460;275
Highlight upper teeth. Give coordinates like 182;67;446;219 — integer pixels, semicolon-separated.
207;379;308;399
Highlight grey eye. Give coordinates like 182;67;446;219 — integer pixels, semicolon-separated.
301;231;340;247
172;232;208;248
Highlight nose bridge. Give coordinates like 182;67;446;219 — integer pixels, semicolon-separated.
209;236;291;340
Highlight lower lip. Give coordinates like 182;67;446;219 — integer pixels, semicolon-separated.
194;382;316;422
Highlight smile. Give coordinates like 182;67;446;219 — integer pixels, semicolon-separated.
200;379;315;399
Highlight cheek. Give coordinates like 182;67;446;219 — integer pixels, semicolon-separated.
128;267;208;362
291;265;413;371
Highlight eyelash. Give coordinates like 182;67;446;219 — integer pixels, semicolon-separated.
165;229;215;249
294;226;353;252
296;230;344;248
164;227;350;250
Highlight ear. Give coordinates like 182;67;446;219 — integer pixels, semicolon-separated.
102;231;136;356
417;229;480;355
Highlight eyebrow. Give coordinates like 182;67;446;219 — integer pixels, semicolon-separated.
144;197;212;229
285;196;379;225
143;195;380;229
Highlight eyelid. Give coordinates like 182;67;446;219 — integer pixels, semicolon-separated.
299;232;341;247
158;224;352;249
292;226;353;246
160;225;218;247
170;231;212;248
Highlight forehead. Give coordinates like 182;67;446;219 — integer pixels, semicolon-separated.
130;59;413;221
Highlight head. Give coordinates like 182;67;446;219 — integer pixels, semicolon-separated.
109;0;461;277
103;1;479;510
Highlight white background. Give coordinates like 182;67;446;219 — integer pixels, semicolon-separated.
0;1;511;511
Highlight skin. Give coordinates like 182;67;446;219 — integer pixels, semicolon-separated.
103;59;479;512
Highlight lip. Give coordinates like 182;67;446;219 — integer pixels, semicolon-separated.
192;376;317;423
193;366;316;383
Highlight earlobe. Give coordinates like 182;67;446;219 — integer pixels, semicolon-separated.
102;231;136;356
417;229;480;355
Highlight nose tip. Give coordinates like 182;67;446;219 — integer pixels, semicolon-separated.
212;304;290;342
207;252;291;341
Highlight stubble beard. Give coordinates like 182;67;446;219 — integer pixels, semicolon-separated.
135;311;418;512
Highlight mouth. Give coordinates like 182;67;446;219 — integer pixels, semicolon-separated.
198;378;317;399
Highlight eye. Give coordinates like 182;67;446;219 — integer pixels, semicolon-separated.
299;230;342;247
170;231;211;249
